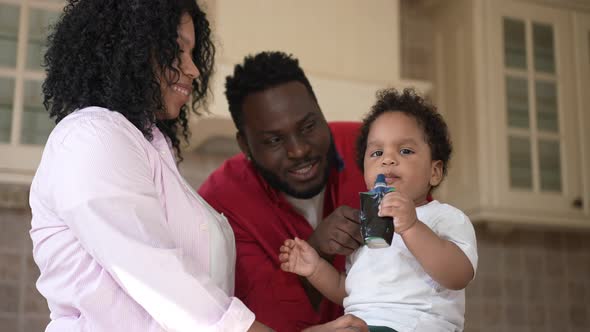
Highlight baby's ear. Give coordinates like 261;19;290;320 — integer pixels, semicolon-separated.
430;160;443;186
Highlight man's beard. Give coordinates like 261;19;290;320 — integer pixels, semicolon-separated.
250;138;338;199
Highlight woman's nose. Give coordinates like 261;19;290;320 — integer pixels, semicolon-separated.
181;57;200;80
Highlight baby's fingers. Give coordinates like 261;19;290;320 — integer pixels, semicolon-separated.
279;252;288;262
294;237;308;248
280;262;293;272
279;244;292;253
378;205;394;218
380;191;403;204
283;238;296;247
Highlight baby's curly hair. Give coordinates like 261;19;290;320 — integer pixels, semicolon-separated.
42;0;215;159
225;51;317;132
356;88;452;178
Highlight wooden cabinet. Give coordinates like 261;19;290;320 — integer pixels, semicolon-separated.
433;0;590;227
0;0;62;184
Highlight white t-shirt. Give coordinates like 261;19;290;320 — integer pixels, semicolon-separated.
344;200;478;332
284;189;325;229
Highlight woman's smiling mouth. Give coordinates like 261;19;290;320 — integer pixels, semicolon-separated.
172;83;191;96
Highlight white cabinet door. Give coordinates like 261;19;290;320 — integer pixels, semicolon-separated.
0;0;62;184
486;0;584;219
573;12;590;217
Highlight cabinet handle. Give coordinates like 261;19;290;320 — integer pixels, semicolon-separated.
572;197;583;209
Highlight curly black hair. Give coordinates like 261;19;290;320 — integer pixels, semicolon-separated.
42;0;215;159
225;51;317;132
356;88;452;180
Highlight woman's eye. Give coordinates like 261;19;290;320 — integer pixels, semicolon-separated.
369;150;383;157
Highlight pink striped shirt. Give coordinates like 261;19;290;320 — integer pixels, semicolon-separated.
29;107;255;331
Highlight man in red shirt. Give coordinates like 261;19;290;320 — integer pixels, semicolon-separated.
199;51;367;332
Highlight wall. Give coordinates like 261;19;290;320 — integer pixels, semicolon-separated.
187;0;434;150
0;207;49;332
466;224;590;332
213;0;400;83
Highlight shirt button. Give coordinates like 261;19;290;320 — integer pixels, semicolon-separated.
160;150;166;155
199;223;208;231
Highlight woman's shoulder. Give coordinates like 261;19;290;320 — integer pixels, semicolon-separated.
57;106;137;132
48;107;145;146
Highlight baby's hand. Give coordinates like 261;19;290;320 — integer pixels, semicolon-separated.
279;237;320;277
378;191;418;234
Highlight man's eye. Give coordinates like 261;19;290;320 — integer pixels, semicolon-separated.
369;150;383;157
301;121;316;134
265;137;282;145
400;148;413;155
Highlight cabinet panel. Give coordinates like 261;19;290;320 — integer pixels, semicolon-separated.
490;0;582;216
0;77;14;143
434;0;588;226
0;3;19;67
26;8;59;71
508;136;533;189
573;13;590;216
534;80;558;132
532;22;555;73
0;0;63;184
21;80;53;145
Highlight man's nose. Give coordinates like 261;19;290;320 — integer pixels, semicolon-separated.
286;136;311;159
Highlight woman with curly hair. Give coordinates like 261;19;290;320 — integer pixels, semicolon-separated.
31;0;245;330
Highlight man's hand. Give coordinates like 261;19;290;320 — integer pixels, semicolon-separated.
307;205;362;257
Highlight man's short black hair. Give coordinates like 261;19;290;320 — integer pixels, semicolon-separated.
225;51;317;132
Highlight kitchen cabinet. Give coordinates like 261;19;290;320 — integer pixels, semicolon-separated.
433;0;590;227
0;0;62;183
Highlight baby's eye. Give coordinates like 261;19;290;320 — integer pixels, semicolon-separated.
369;150;383;157
400;148;414;155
